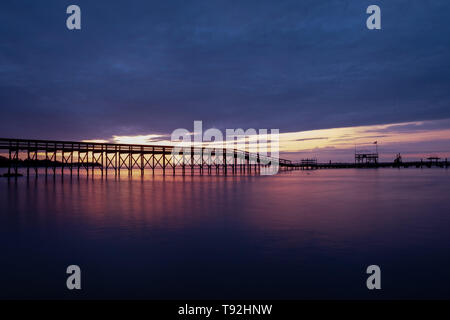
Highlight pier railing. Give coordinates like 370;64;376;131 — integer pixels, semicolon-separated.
2;138;446;177
0;138;290;177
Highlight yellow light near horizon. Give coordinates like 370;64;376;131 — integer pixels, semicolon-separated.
112;134;164;145
90;119;450;154
279;120;450;152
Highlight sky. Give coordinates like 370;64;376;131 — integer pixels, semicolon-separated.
1;0;449;161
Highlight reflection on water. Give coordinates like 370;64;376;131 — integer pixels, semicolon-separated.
1;168;450;299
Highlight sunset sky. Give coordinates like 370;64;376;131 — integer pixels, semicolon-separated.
1;1;449;161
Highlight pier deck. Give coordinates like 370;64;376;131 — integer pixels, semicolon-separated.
0;138;288;177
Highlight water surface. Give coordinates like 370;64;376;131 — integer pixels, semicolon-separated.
1;168;449;299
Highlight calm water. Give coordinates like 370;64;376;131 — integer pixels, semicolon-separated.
1;168;450;299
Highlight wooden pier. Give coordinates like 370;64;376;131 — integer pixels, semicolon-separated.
299;159;318;170
1;138;448;178
290;159;449;170
0;138;290;177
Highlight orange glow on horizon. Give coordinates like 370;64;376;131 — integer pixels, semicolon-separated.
77;118;450;161
278;120;450;152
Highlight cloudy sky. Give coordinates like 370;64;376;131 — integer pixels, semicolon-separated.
1;0;449;160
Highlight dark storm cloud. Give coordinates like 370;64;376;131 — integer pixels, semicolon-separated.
0;0;449;140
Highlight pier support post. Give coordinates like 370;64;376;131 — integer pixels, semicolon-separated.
26;141;30;177
70;145;74;176
45;143;48;176
141;148;144;177
162;147;166;175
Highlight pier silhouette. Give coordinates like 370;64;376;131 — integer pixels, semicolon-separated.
1;138;448;178
0;138;289;177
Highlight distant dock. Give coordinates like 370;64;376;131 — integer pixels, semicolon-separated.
1;138;448;178
290;159;449;170
289;149;449;170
